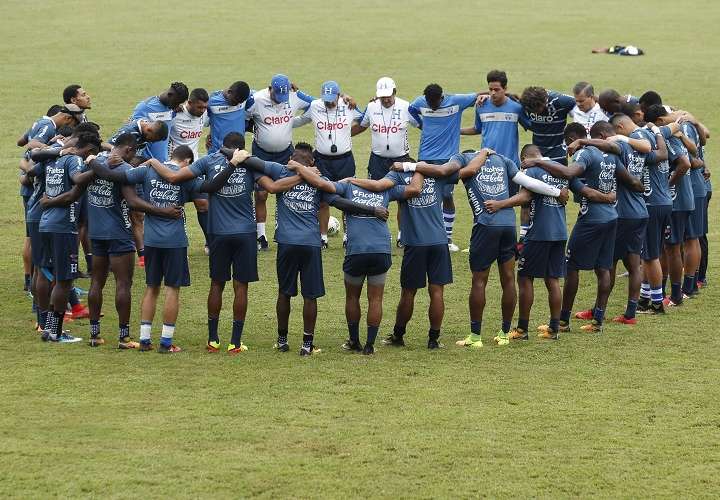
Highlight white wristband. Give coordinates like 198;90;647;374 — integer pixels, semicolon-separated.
651;125;661;134
519;225;529;238
403;162;417;172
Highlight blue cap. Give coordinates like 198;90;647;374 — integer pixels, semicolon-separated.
321;80;340;103
271;74;290;103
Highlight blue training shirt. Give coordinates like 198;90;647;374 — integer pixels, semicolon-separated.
473;98;524;166
665;133;694;212
385;170;459;246
523;90;575;163
39;154;85;234
22;117;58;197
131;96;174;162
569;146;619;224
639;127;672;206
523;166;568;241
681;121;707;199
189;153;264;236
451;152;519;227
333;182;405;256
262;161;335;247
108;120;148;152
125;164;202;248
206;90;252;154
409;93;476;160
615;141;649;219
85;153;134;241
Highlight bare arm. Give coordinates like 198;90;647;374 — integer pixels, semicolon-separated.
677;133;698;156
256;174;302;194
29;148;60;163
483;188;534;213
147;158;196;183
401;172;425;199
460;126;479;136
40;185;85;207
569;138;621;156
347;177;395;192
69;169;96;188
615;166;644;192
527;158;584;179
652;130;669;162
351;123;367;136
89;159;129;183
612;136;651;153
458;149;493;180
580;185;616;204
292;164;337;193
329;197;389;221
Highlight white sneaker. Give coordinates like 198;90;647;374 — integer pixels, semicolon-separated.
448;242;459;252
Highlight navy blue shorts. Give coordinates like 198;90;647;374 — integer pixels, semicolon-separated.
41;232;79;281
400;244;452;289
614;218;648;261
209;233;258;283
665;210;690;245
367;152;409;181
642;205;672;260
518;240;566;278
28;221;45;267
252;141;293;164
91;238;136;257
276;243;324;299
469;224;516;272
343;253;392;277
685;197;705;240
703;193;711;234
314;151;355;182
144;246;190;288
566;220;617;271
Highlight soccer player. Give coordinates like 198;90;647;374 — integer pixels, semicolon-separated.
130;82;188;162
90;145;246;353
62;84;92;122
245;74;313;250
460;70;524;167
241;142;387;355
206;81;251;154
569;82;608;136
644;105;695;306
397;149;565;347
592;121;651;325
597;89;639;116
292;81;363;248
519;86;576;164
482;144;569;341
168;88;211;253
37;131;101;343
408;83;479;251
289;161;423;355
610;113;671;315
84;134;183;348
531;122;641;333
146;132;303;354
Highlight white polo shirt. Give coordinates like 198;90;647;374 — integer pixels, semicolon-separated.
570;102;608;137
360;97;418;158
293;99;362;156
246;89;310;153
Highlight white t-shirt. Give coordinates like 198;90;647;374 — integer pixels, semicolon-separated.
246;88;310;153
169;104;208;159
360;97;418;158
293;99;362;156
570;102;608;137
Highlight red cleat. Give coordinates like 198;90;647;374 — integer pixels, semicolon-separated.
70;304;90;319
612;315;637;325
574;309;594;320
137;256;145;267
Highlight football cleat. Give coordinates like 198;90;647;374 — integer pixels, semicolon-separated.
381;334;405;346
574;309;594;320
493;332;510;346
118;336;140;349
508;328;528;340
157;344;182;354
300;345;321;356
206;341;220;353
341;339;363;352
455;334;483;348
612;315;637;325
227;343;248;355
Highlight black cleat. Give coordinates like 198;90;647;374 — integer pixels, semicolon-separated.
427;338;444;350
257;235;269;251
273;341;289;352
362;344;374;355
321;239;329;250
381;334;405;346
300;344;321;356
341;339;363;352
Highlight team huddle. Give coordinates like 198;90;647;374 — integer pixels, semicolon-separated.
17;71;711;356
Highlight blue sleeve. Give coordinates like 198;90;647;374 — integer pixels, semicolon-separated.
184;177;204;195
188;156;208;177
296;91;314;104
125;166;147;184
263;161;286;180
389;185;407;201
130;101;146;120
455;93;478;110
572;149;590;174
244;95;255;111
322;190;339;204
408;104;422;128
29;122;54;143
660;125;672;140
251;170;265;182
505;157;520;178
449;153;468;167
383;170;403;186
474;108;483;134
559;93;576;111
333;182;350;197
67;157;85;181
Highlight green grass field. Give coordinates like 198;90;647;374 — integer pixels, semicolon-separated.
2;1;719;497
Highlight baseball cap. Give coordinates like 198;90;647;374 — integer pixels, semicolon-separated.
321;80;340;103
271;74;290;103
376;77;396;98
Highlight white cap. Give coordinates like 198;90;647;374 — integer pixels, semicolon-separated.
376;77;396;98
